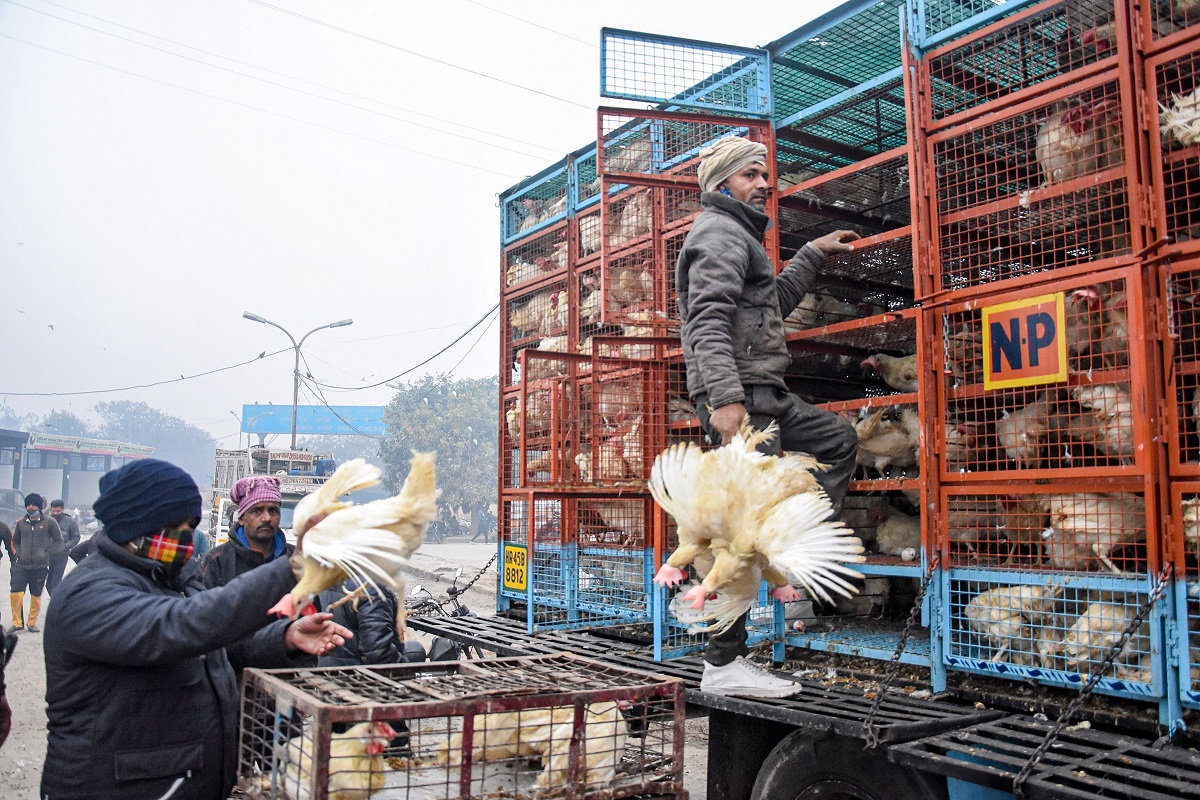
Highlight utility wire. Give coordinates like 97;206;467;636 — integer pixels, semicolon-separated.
27;0;562;154
0;347;291;397
310;303;500;391
3;0;553;160
445;309;498;374
0;33;522;179
244;0;592;110
459;0;598;48
297;379;383;440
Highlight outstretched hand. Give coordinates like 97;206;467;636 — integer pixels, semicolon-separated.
809;229;859;255
284;612;352;657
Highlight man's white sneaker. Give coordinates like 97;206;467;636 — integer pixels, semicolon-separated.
700;656;802;698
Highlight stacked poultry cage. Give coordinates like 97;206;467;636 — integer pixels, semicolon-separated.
912;0;1176;713
236;654;685;800
1147;0;1200;714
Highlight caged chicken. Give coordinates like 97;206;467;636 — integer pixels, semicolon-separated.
1035;99;1121;186
869;503;921;560
995;394;1053;470
436;701;629;793
649;420;865;634
261;720;397;800
1057;598;1151;676
860;353;918;393
1068;382;1133;462
965;583;1063;664
1044;492;1145;574
268;455;439;621
854;405;920;478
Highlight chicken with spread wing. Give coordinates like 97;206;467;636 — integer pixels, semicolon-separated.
268;454;438;619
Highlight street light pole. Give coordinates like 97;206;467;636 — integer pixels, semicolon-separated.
242;312;354;449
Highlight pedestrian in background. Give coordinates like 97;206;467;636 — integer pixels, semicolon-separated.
46;499;81;595
10;493;61;633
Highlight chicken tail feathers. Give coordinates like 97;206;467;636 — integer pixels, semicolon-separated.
398;452;439;510
756;492;866;605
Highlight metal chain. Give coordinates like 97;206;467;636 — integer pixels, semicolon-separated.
1011;566;1172;800
863;553;940;749
457;551;499;595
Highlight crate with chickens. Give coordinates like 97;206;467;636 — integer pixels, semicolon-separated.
941;569;1167;701
937;482;1159;576
236;653;686;800
925;76;1143;299
919;0;1129;131
1147;41;1200;257
570;142;601;212
598;107;773;187
930;266;1154;480
498;490;657;632
500;159;569;246
777;146;913;253
577;349;673;486
784;235;916;338
503;277;571;390
501;354;591;490
1168;482;1200;706
1165;262;1200;473
503;221;570;292
783;310;920;411
575;267;676;363
1143;0;1200;55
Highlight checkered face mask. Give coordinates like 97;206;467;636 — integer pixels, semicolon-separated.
134;526;195;576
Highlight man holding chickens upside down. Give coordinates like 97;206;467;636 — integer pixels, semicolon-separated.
673;135;860;697
40;458;352;800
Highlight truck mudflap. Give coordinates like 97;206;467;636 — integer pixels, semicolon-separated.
889;715;1200;799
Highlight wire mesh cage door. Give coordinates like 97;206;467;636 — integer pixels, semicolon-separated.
501;160;570;245
1147;41;1200;259
1170;481;1200;707
600;27;772;117
1163;261;1200;474
238;654;688;800
930;265;1155;482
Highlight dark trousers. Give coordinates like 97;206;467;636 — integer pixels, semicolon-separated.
696;385;858;666
46;553;69;596
10;564;48;596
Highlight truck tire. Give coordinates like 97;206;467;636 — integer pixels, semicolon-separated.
750;731;946;800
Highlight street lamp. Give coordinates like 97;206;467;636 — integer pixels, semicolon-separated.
242;312;354;449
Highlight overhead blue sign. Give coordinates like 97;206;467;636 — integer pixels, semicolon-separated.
241;405;387;436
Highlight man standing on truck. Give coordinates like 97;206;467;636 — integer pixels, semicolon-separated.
674;136;860;697
45;499;81;595
199;475;293;588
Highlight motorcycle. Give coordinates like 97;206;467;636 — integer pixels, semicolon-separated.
405;567;484;661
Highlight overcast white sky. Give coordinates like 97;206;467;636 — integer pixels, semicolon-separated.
0;0;843;446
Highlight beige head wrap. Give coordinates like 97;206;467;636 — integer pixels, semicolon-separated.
697;136;768;193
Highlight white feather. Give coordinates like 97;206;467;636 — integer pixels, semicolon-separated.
756;493;865;604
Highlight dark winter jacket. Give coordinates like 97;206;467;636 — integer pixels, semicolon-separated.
50;512;81;556
318;580;403;667
41;530;308;800
676;191;825;408
198;526;293;589
12;513;62;569
0;521;11;562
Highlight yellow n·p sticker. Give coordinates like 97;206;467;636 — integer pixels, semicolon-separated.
981;292;1068;391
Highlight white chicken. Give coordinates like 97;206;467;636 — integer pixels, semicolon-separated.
1035;100;1120;186
611;190;652;246
860;353;918;393
995;394;1053;470
1058;599;1150;676
649;420;865;633
1045;492;1145;573
854;406;920;478
275;720;396;800
1160;87;1200;148
966;584;1063;663
1070;382;1133;461
868;503;921;557
436;701;629;792
268;454;439;619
